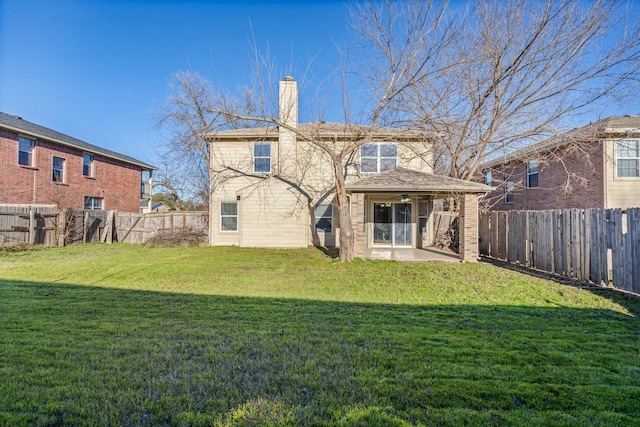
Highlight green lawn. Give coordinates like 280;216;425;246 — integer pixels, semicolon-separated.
1;244;639;426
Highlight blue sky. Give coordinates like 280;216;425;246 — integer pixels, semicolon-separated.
0;0;351;167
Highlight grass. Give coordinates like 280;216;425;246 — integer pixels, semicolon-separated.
0;244;639;426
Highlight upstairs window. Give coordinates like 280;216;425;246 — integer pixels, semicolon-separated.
84;196;103;210
220;201;238;232
617;139;640;177
360;143;397;173
315;203;333;233
83;153;94;177
18;136;35;166
504;177;514;203
485;170;492;195
527;160;539;188
52;157;65;182
253;142;271;173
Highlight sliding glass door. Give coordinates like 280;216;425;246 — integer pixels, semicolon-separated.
373;202;412;247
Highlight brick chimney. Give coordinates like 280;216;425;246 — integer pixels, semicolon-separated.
278;76;298;177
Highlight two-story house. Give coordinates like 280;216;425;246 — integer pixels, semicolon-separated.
0;112;155;213
207;77;491;261
482;116;640;211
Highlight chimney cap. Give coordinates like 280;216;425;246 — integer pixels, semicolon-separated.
283;76;295;82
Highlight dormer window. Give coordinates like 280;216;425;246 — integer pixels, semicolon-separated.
360;143;397;173
253;142;271;173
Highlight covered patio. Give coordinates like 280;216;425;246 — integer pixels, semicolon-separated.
347;168;492;262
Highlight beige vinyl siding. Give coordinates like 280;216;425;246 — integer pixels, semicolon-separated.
237;180;309;248
399;141;434;173
605;139;640;209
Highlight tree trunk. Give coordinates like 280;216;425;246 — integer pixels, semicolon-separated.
333;159;354;262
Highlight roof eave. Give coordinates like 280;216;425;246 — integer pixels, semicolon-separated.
346;186;492;193
2;123;156;170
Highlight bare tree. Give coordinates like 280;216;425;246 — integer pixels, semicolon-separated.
158;2;454;262
369;0;640;181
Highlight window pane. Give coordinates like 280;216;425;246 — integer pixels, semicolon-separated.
315;203;332;233
254;143;270;157
380;144;397;157
83;154;93;176
380;158;397;172
315;218;332;232
360;158;378;173
221;217;237;231
528;173;539;188
361;144;377;157
505;178;514;203
314;203;332;218
84;197;103;210
528;160;539;174
19;151;31;166
618;140;640;158
18;136;34;166
53;157;64;182
221;202;237;216
254;158;271;173
618;159;639;177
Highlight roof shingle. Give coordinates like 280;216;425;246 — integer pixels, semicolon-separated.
347;168;492;193
0;112;155;170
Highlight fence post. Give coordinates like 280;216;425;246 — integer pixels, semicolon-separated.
29;208;35;244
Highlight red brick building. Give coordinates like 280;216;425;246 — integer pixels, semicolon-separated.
0;112;155;213
482;116;640;211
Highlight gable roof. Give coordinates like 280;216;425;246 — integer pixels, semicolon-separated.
483;115;640;169
0;112;155;170
208;121;428;141
347;168;492;194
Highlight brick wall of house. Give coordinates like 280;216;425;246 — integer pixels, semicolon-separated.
485;141;605;211
0;128;143;212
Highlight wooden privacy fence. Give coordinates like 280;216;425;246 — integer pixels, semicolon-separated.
0;205;208;246
60;210;208;244
114;211;208;244
479;208;640;294
0;204;58;245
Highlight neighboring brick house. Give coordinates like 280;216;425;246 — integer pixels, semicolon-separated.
0;112;155;213
207;77;491;261
481;116;640;211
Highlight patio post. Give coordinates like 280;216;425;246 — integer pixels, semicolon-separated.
459;193;479;262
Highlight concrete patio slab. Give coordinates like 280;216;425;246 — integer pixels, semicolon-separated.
363;247;460;262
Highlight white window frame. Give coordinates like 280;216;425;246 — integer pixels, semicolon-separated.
84;196;103;210
52;156;65;183
360;143;397;173
314;203;333;233
253;142;271;173
504;177;514;204
527;159;539;188
18;136;35;166
83;153;94;177
616;139;640;178
220;201;238;232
